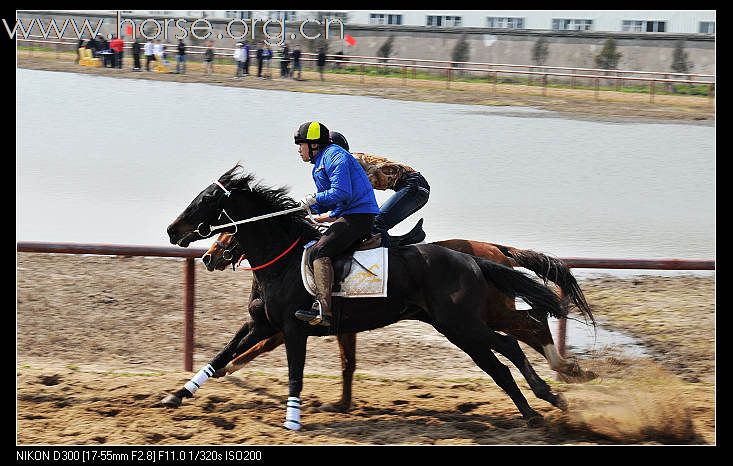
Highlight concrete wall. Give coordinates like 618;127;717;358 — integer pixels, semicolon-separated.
344;27;715;75
17;11;715;74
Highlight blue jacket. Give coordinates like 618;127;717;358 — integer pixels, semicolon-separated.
310;144;380;218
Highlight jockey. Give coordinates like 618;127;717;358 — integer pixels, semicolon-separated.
295;121;380;327
329;131;430;246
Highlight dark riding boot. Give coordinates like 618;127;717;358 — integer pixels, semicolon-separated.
295;257;333;327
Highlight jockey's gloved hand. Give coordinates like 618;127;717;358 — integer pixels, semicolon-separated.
299;194;317;209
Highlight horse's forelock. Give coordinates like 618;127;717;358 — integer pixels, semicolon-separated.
219;164;256;191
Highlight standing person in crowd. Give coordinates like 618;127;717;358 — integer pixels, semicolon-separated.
333;49;343;69
263;44;273;79
203;41;215;75
176;39;186;74
280;44;291;78
86;35;98;57
144;38;155;71
317;47;326;81
233;43;245;77
75;38;85;64
131;38;142;71
243;41;251;76
256;42;264;79
109;34;124;69
153;39;167;67
99;35;111;67
291;44;301;81
292;45;302;80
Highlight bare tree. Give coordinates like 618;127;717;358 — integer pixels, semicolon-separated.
377;35;395;73
595;38;622;69
532;36;549;66
452;34;470;75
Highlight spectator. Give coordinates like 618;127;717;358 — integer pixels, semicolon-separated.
153;39;167;67
203;41;214;75
280;45;290;78
75;38;85;64
243;42;251;76
176;39;186;74
256;42;264;79
292;46;302;80
333;49;343;69
317;47;327;81
86;35;98;57
233;43;244;77
263;44;273;79
131;38;142;71
98;35;111;67
144;38;155;71
109;34;124;69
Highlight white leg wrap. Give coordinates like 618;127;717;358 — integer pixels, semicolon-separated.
283;396;301;431
183;364;215;395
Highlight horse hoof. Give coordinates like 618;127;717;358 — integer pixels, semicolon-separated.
319;402;352;413
283;420;301;431
211;368;227;379
160;394;182;408
527;415;545;428
555;393;569;411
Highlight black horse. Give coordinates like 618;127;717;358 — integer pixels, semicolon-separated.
165;164;573;429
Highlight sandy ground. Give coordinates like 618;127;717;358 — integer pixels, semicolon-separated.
17;50;714;124
16;253;715;445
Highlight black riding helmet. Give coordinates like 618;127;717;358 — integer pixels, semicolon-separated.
329;131;349;152
294;121;331;162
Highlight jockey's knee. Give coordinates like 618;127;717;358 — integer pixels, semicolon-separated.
308;244;329;268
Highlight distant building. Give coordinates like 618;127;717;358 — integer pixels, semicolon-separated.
120;10;715;34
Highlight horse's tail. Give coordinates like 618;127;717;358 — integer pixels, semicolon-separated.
498;245;595;326
474;257;567;320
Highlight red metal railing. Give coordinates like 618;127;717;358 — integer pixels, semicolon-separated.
16;241;715;371
17;242;207;371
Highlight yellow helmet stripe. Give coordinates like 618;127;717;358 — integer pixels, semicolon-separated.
306;122;321;140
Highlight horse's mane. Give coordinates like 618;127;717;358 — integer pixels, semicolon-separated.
219;164;320;239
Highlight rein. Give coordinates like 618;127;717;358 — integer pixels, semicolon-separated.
236;236;302;271
195;205;306;237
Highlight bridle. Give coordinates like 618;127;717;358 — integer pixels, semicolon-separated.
194;179;307;271
193;180;306;238
194;181;236;238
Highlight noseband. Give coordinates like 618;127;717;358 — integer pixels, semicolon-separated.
215;237;242;263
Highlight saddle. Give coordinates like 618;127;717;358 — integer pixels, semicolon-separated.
304;233;383;289
304;219;425;292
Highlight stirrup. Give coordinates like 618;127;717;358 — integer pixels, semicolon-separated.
294;301;331;327
308;300;331;327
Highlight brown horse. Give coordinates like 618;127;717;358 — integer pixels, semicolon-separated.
202;232;595;411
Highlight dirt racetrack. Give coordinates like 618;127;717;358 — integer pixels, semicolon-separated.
17;254;715;445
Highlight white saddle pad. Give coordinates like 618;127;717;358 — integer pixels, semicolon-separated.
301;246;389;298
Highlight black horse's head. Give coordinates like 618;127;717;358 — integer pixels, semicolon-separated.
167;163;317;249
167;164;252;247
